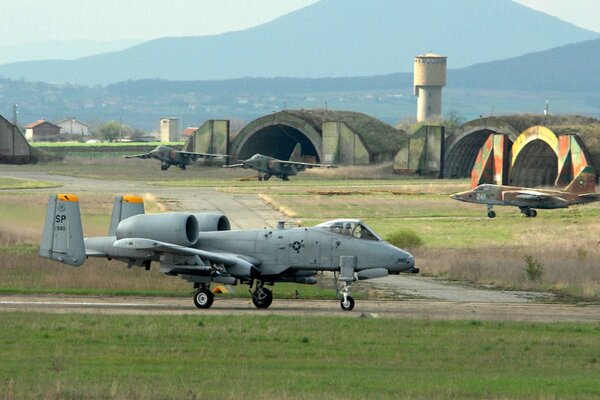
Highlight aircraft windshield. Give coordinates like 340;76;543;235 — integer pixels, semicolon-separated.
316;220;381;241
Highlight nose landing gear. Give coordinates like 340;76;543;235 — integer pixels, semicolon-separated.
336;279;355;311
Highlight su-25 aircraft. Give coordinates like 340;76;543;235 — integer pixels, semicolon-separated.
40;194;417;311
451;166;599;218
224;143;335;180
124;145;228;170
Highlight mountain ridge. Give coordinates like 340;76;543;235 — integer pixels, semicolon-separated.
0;0;596;85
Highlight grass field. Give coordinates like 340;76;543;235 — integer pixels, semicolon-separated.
0;177;59;190
1;313;599;399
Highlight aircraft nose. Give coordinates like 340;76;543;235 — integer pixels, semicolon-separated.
450;194;458;200
391;249;416;273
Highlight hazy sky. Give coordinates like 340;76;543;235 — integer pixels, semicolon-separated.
1;0;599;45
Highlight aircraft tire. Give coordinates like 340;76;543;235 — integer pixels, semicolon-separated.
340;296;355;311
252;287;273;309
487;211;496;218
193;289;214;309
530;209;537;218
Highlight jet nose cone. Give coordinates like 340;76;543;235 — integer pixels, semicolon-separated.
450;194;457;200
407;254;415;268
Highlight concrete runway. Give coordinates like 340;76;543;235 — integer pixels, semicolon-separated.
1;294;599;323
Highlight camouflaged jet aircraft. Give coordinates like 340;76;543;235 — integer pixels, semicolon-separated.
40;194;417;311
451;166;599;218
224;143;335;180
124;145;228;170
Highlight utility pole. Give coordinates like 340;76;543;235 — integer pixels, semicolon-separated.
12;104;18;126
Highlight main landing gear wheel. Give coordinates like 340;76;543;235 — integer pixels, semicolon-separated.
521;208;537;218
252;287;273;309
487;210;496;218
340;295;355;311
193;288;214;309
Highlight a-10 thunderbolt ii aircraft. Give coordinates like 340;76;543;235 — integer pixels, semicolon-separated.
40;194;417;311
224;143;335;180
124;145;228;170
451;166;599;218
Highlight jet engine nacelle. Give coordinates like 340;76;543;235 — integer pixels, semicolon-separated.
116;213;199;246
193;213;231;232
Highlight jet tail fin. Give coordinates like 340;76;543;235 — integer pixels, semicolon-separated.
564;166;596;194
289;143;302;162
108;195;145;235
39;194;86;267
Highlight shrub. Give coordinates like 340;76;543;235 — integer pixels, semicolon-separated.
385;229;424;249
524;254;544;282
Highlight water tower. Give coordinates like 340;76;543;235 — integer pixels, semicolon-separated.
413;53;447;122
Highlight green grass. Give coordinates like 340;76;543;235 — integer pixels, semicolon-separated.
0;177;59;190
0;313;599;399
31;141;183;147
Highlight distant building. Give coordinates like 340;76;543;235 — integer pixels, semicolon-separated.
24;119;61;141
160;117;179;142
0;114;32;163
55;118;91;136
181;127;199;142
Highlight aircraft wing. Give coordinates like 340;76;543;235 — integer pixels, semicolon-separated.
578;193;600;199
123;153;153;159
279;161;336;170
503;190;568;205
176;151;229;159
223;163;244;168
113;238;260;277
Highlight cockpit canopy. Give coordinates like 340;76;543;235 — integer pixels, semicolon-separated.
316;219;382;241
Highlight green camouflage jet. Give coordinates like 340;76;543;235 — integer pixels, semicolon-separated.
451;166;599;218
224;143;335;180
124;145;227;170
40;194;417;311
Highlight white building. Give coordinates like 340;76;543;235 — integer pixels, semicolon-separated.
55;118;91;136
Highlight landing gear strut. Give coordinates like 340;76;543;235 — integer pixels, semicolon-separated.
193;284;214;309
251;281;273;309
340;281;355;311
520;207;537;218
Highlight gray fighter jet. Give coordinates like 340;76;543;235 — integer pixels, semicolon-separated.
40;194;417;311
124;145;228;170
225;144;335;180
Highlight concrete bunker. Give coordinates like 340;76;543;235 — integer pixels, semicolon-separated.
444;117;519;178
510;138;558;186
236;123;320;162
229;110;407;165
